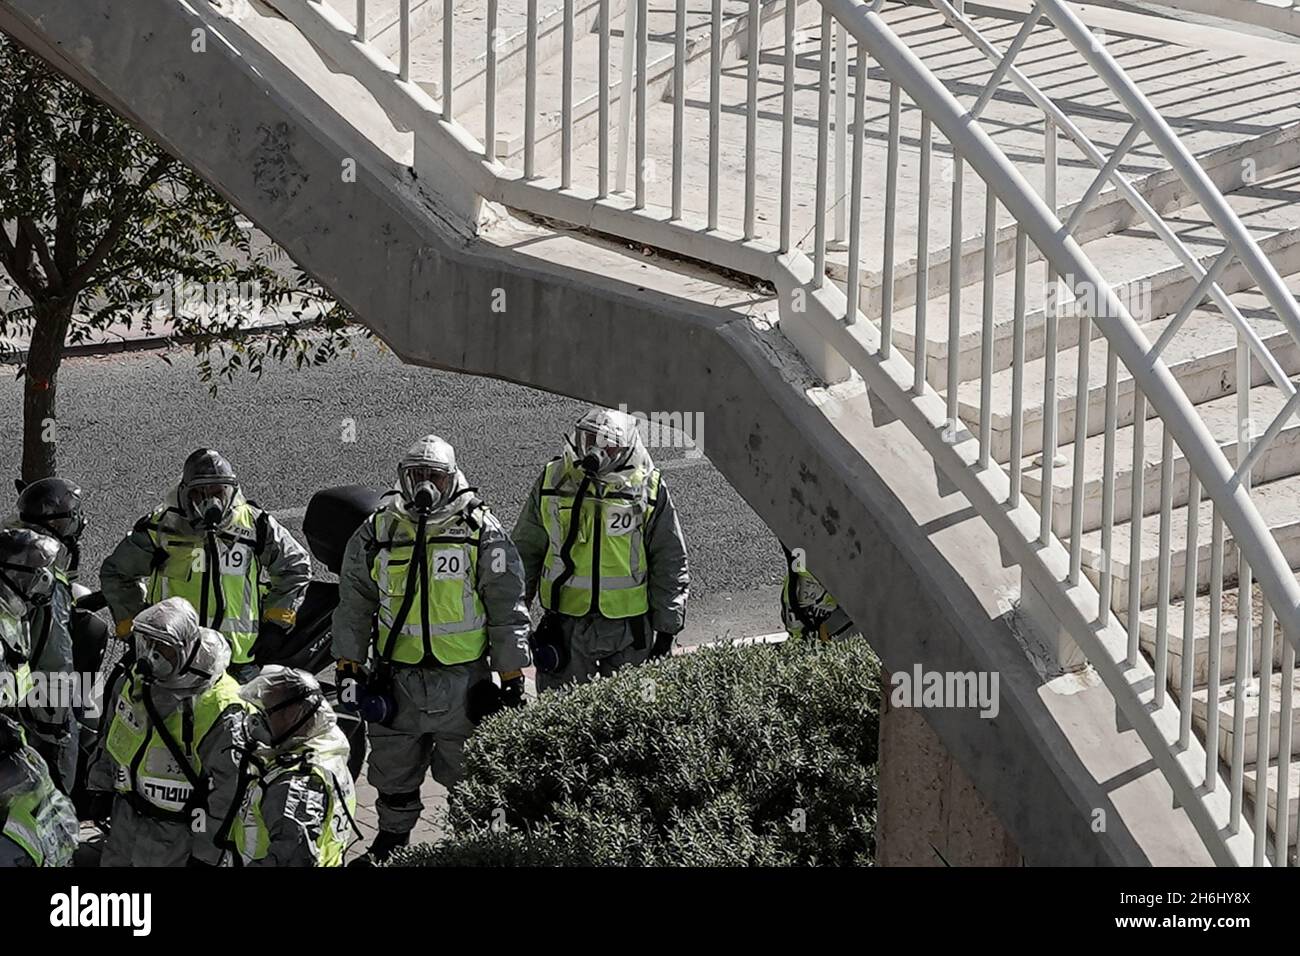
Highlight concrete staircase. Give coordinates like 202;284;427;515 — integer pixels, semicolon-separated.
11;0;1300;862
301;0;1300;859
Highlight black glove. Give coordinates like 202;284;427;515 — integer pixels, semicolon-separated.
649;632;675;659
499;674;526;709
253;620;293;664
186;856;216;868
466;679;503;725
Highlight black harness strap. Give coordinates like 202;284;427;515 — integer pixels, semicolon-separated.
378;513;427;663
549;473;592;609
214;745;265;867
140;686;209;818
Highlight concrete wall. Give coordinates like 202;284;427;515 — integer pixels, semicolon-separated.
876;681;1024;867
0;0;1218;864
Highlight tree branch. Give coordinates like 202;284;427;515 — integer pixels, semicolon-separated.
67;153;173;293
16;216;60;292
0;224;40;300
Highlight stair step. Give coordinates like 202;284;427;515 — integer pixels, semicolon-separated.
409;0;620;112
1193;668;1300;767
323;0;442;56
1026;381;1300;539
1246;758;1300;850
1136;582;1287;693
1081;471;1300;609
452;0;785;167
897;167;1300;388
964;305;1300;464
864;125;1300;321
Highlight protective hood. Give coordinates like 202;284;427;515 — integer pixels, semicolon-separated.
561;407;655;490
165;483;249;535
0;528;59;610
178;448;242;531
393;435;473;523
132;597;230;698
239;665;337;753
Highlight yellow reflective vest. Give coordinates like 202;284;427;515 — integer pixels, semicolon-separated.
104;672;250;817
1;739;77;867
538;460;660;619
370;505;489;666
781;547;840;640
141;501;265;664
230;733;356;867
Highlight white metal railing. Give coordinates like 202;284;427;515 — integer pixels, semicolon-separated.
279;0;1300;863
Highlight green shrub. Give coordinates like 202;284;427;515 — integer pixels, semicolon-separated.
397;638;880;866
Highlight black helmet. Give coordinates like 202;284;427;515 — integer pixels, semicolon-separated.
0;527;59;614
17;476;86;573
180;448;239;530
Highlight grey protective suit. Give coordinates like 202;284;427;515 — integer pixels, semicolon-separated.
0;725;79;868
512;436;691;693
99;486;311;682
87;602;249;866
18;582;77;792
231;725;356;867
2;518;78;792
332;484;531;835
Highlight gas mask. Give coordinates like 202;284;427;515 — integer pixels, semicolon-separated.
185;481;237;530
399;463;458;517
240;667;329;752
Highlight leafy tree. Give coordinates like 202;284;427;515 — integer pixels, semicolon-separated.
0;32;354;481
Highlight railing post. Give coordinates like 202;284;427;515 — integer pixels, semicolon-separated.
743;0;759;238
398;0;410;82
486;0;498;162
442;0;453;121
833;23;848;248
615;0;638;195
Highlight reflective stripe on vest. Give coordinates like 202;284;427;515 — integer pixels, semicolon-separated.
104;673;249;814
370;507;487;666
233;735;356;867
144;502;262;664
538;461;659;619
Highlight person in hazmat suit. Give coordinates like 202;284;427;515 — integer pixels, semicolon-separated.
332;435;531;865
779;544;859;642
87;597;251;866
100;448;311;683
512;408;690;691
9;477;88;792
0;714;78;867
0;528;77;867
219;666;357;866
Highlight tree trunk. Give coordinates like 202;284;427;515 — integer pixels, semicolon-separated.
21;299;72;483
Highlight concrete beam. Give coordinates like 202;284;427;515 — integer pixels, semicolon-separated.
0;0;1220;863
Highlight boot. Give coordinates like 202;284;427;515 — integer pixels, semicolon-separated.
348;829;410;867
